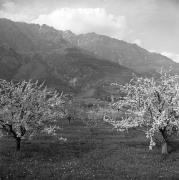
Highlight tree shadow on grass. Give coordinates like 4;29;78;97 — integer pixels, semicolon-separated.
121;140;148;149
18;139;97;161
0;138;97;165
168;141;179;154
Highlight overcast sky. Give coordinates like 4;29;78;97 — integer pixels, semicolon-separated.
0;0;178;62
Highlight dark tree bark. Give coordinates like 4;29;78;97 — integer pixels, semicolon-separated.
16;137;21;151
67;116;72;124
1;120;27;151
160;129;168;155
161;141;168;154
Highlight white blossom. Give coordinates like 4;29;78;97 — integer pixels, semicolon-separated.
105;71;179;150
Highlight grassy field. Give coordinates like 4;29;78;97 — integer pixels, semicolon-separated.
1;120;179;180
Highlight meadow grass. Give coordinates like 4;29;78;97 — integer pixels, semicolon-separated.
1;120;179;180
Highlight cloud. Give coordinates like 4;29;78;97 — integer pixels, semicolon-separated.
0;1;49;21
0;1;31;21
133;39;142;46
161;52;179;63
32;8;128;39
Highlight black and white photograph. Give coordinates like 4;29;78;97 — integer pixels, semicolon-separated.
0;0;179;179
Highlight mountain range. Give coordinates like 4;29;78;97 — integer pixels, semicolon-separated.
0;18;178;97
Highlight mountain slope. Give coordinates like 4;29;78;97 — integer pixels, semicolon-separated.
0;18;71;53
61;31;179;74
0;44;134;94
0;45;22;80
0;18;178;75
0;18;135;94
0;18;179;97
